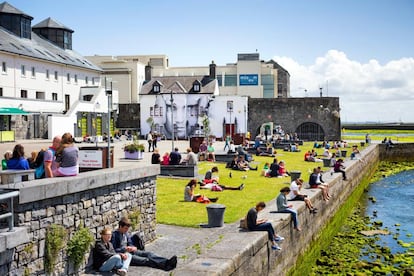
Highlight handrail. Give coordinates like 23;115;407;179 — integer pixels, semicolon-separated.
0;189;19;231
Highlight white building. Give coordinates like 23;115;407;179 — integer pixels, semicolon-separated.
0;2;116;141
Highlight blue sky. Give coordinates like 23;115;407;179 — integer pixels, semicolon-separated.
7;0;414;122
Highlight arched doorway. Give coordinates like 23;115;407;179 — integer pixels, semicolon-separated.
295;122;325;141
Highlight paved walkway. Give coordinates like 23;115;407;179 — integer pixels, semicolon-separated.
1;137;231;275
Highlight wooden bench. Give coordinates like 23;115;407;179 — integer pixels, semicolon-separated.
0;169;35;184
160;165;198;177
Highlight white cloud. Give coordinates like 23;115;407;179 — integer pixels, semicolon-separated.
273;50;414;122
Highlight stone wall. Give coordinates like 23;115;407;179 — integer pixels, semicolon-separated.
0;164;159;276
248;97;341;141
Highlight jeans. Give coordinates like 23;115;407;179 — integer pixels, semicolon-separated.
131;250;169;269
250;222;275;241
99;253;132;272
280;208;299;228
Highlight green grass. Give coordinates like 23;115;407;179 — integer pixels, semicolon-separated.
341;129;414;142
156;142;341;227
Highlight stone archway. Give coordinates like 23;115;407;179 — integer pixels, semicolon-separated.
295;122;325;141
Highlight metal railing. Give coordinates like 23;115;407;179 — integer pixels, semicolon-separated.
0;189;19;231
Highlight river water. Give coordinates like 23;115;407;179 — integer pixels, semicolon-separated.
364;169;414;254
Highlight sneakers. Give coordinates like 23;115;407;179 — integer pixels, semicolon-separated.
239;183;245;190
271;244;282;251
163;255;177;271
116;269;127;276
274;235;284;242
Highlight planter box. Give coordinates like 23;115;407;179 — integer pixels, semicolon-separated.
124;151;143;160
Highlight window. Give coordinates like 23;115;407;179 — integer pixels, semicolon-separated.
54;71;58;80
46;69;50;79
1;62;6;73
74;74;78;83
52;93;58;101
36;91;45;99
92;77;95;85
261;74;275;98
153;84;160;92
21;90;27;98
21;65;26;76
31;66;35;77
193;81;201;92
85;76;89;85
0;87;3;97
224;74;237;86
66;73;70;82
64;94;70;113
216;75;223;86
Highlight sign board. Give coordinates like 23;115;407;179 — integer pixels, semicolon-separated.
78;149;103;168
239;74;258;86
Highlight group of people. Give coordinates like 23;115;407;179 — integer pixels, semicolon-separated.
93;217;177;275
151;147;197;166
261;158;290;178
146;131;160;152
1;133;79;178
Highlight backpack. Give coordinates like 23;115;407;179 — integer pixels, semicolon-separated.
131;233;145;250
34;150;45;179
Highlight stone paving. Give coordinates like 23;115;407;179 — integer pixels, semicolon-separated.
1;137;233;276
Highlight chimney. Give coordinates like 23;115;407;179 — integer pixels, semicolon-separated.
145;62;152;82
209;61;216;79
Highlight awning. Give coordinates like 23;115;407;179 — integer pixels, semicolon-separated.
0;107;30;115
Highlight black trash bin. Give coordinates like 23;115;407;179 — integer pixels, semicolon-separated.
206;204;226;227
341;150;347;158
322;158;331;167
290;171;302;182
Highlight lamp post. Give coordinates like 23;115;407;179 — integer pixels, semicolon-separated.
170;90;174;151
244;105;247;134
227;100;233;139
94;102;100;147
105;77;112;168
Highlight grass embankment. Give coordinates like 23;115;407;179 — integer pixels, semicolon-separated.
156;142;363;227
342;129;414;142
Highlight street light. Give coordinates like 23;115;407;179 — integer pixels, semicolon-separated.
227;100;233;139
105;77;113;168
94;101;100;147
170;90;174;151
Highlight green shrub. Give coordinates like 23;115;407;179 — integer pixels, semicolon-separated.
44;224;67;274
67;224;94;269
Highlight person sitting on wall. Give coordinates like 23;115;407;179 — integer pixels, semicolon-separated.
2;150;12;170
350;145;360;160
333;158;347;180
7;144;30;170
169;148;181;165
276;187;302;231
246;201;284;251
151;148;161;164
161;152;170;165
288;178;317;213
182;148;197;165
198;140;208;161
207;142;216;162
309;167;330;201
227;141;236;153
111;217;177;271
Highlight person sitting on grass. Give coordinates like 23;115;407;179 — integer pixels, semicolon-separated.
268;158;280;177
277;160;290;177
276;187;302;231
288;178;317;214
200;166;244;191
184;179;218;203
261;162;271;177
246;201;284;251
236;155;258;171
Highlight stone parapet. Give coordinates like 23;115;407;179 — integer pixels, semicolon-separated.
0;164;159;275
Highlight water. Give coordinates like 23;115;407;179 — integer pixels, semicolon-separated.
364;169;414;254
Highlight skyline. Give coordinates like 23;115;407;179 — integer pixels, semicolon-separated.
6;0;414;123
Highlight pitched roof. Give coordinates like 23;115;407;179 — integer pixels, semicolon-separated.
0;1;33;19
32;17;74;32
0;26;101;71
141;76;216;95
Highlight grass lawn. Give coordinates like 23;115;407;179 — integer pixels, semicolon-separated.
342;129;414;142
156;142;353;227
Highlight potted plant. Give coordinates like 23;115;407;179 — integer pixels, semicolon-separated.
123;142;145;159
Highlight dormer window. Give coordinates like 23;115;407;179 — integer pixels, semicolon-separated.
153;84;160;93
193;80;201;92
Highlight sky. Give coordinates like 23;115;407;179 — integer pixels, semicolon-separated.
7;0;414;123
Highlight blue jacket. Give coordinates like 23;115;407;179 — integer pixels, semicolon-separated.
7;157;30;170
